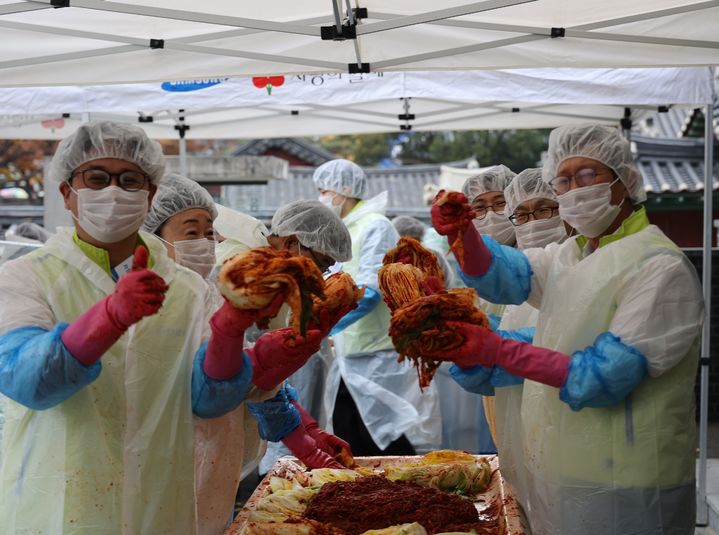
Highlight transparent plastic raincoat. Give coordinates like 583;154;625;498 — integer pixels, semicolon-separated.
0;229;249;534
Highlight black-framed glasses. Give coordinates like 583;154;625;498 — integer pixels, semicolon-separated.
69;168;149;192
509;206;559;226
471;200;507;220
548;168;602;195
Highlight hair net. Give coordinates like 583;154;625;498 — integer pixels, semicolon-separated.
542;123;646;203
392;216;427;241
271;200;352;262
504;168;557;214
312;159;366;199
461;164;517;202
142;173;217;233
47;121;165;184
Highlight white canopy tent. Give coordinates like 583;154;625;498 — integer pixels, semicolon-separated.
0;1;718;86
0;68;711;140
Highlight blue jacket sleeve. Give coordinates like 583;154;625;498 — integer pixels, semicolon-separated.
191;342;254;418
449;363;496;396
459;235;533;305
0;324;102;410
330;286;381;335
560;332;649;411
0;323;102;411
247;383;301;442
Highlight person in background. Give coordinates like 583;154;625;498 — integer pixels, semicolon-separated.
314;159;441;456
142;172;217;279
0;121;280;533
448;167;569;502
392;215;456;287
430;124;703;535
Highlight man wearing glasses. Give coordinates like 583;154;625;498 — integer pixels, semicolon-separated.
430;123;703;535
0;121;285;533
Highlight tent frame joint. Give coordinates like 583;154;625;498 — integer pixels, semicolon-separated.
321;21;357;40
353;7;368;20
149;38;165;49
550;27;565;38
51;0;70;8
348;62;370;73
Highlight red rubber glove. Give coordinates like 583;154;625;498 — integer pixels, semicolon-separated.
291;400;352;460
246;328;323;391
430;191;491;277
427;321;571;388
282;424;343;469
203;293;285;380
62;246;168;365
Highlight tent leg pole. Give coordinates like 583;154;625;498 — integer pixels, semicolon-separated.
697;101;714;527
179;135;187;177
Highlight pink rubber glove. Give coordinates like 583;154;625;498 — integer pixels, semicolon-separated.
291;400;352;459
428;321;571;388
203;293;285;380
430;191;491;277
246;328;323;391
282;424;343;469
61;246;168;365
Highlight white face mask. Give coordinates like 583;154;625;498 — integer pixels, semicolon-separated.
164;238;216;279
71;185;148;243
557;179;623;239
473;211;516;245
318;193;344;216
514;216;568;250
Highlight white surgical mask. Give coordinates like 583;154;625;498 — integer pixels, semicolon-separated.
473;211;516;245
514;216;567;250
318;193;344;216
557;179;623;238
162;237;216;279
71;185;148;243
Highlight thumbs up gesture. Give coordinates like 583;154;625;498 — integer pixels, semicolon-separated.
107;246;169;329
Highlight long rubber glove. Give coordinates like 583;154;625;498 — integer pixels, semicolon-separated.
428;320;570;388
281;423;343;469
203;293;285;380
246;328;323;391
291;399;352;460
430;190;491;277
61;246;168;365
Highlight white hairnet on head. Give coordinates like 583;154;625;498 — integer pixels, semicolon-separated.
505;168;557;215
48;121;165;184
271;200;352;262
461;164;517;203
142;173;217;234
392;216;426;241
312;159;366;199
542;123;646;203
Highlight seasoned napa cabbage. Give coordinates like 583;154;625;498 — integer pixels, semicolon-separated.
361;522;428;535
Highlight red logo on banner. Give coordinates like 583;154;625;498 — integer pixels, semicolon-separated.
41;118;65;130
252;76;285;95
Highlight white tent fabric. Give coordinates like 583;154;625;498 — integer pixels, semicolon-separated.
0;1;718;87
0;68;712;139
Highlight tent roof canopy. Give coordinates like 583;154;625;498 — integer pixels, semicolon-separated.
0;1;718;87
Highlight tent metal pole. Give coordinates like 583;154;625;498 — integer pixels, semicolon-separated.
697;100;714;526
0;45;138;71
0;2;52;16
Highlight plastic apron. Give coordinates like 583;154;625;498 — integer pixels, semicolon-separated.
325;198;441;451
0;229;209;534
521;226;698;535
493;302;537;505
478;298;505;450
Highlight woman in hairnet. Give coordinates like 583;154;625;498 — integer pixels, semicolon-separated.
145;191;351;534
143;172;218;279
430;124;703;535
0;122;294;533
449;168;569;503
314;159;441;456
